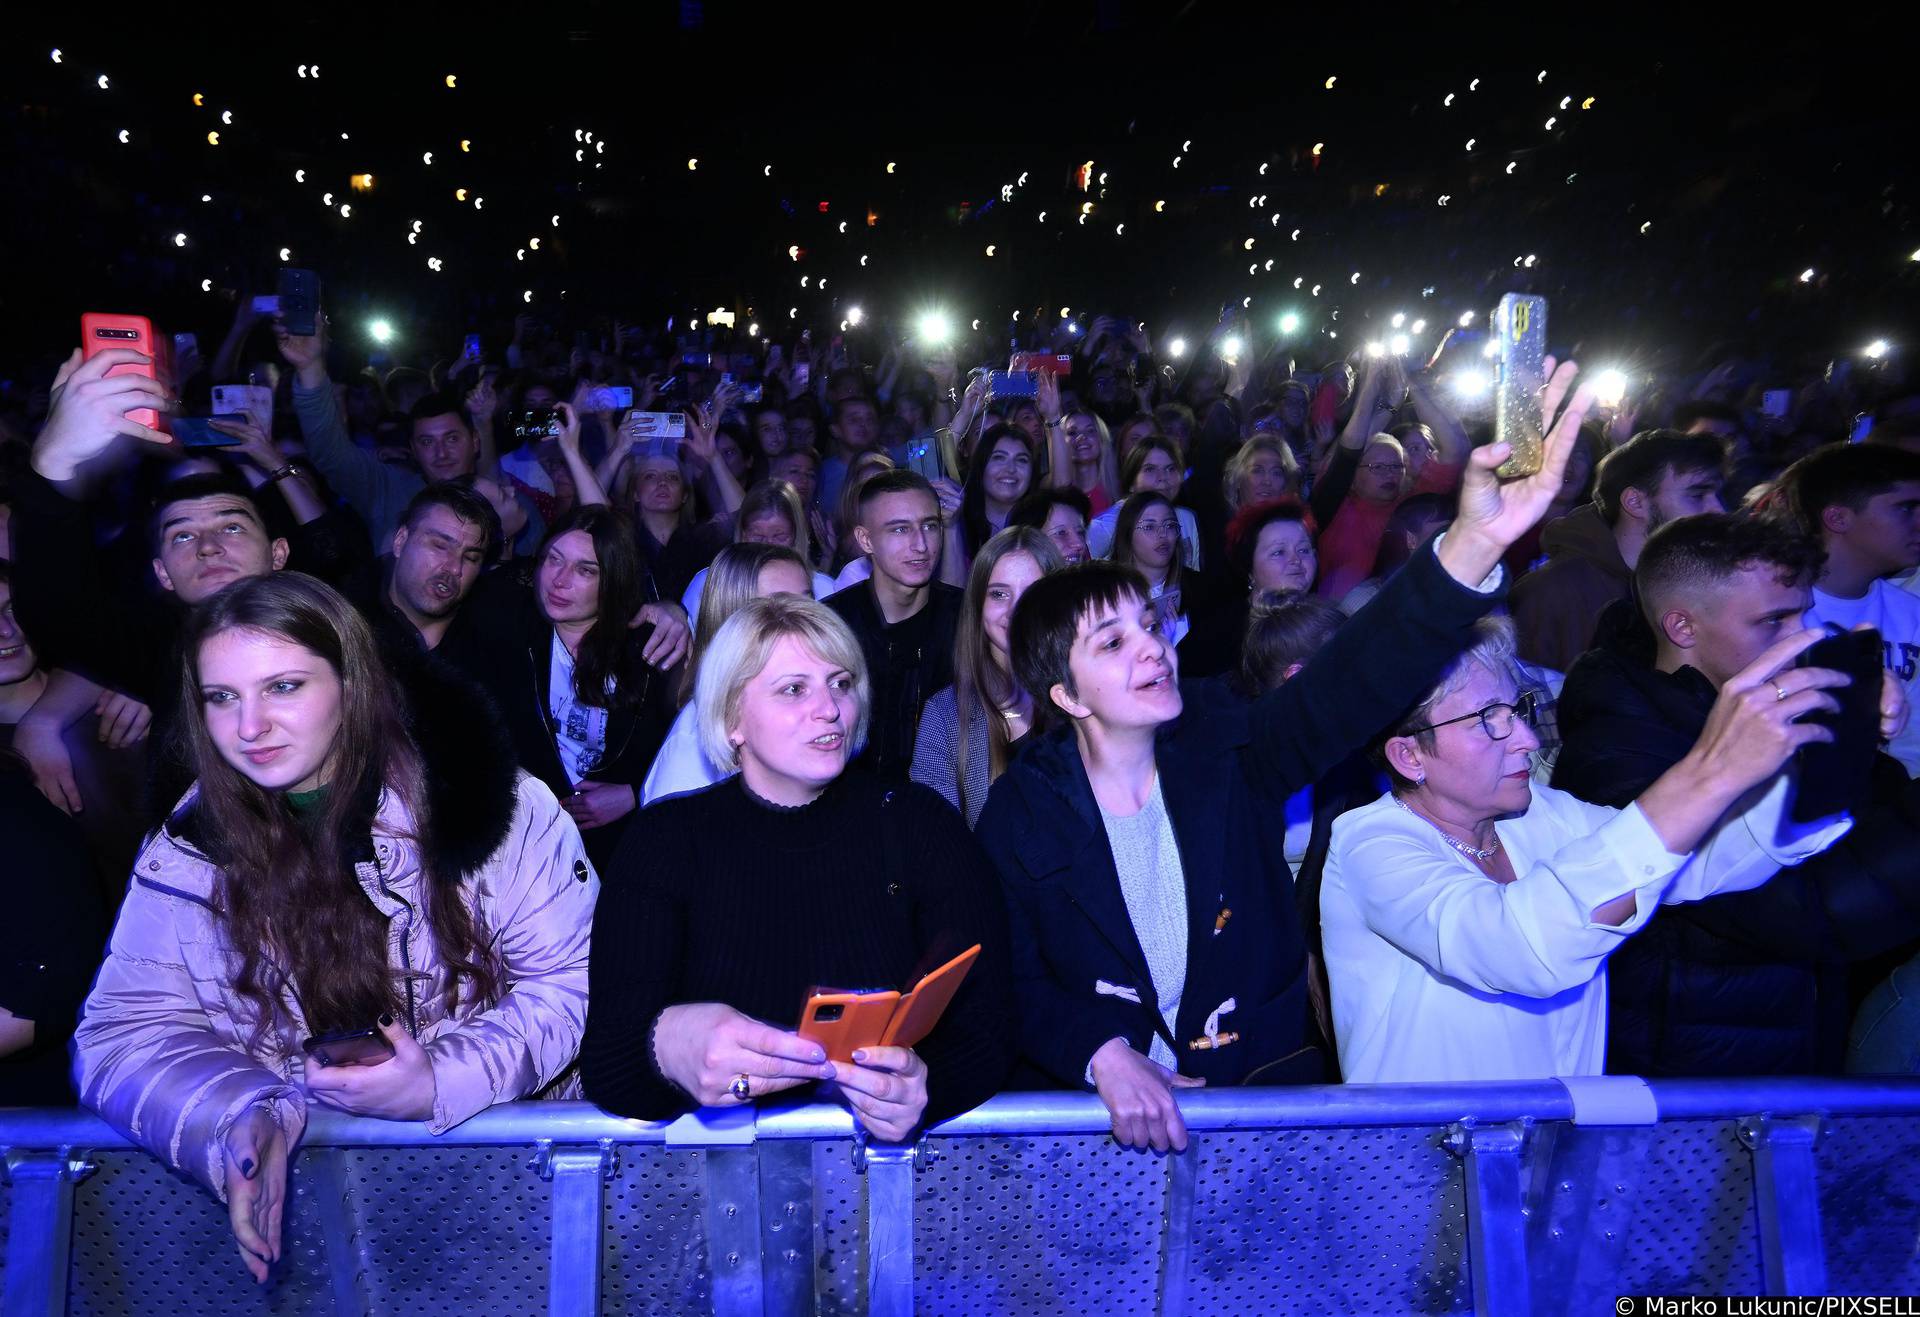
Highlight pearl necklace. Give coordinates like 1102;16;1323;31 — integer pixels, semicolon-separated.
1392;794;1501;861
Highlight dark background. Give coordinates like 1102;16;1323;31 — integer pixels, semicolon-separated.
5;8;1919;378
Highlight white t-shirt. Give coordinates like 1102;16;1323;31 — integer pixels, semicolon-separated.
641;703;729;806
547;635;608;788
681;566;838;618
1807;582;1920;777
1322;775;1848;1083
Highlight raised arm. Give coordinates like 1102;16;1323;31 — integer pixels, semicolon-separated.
552;403;607;507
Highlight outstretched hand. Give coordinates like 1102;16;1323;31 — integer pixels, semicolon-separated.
32;348;171;482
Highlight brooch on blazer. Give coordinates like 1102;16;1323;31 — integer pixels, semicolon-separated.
1094;979;1143;1005
1188;997;1239;1051
1212;906;1232;936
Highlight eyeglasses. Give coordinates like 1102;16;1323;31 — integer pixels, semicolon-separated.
1360;461;1406;475
1405;690;1539;741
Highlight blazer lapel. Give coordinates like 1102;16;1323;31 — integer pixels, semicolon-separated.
1157;737;1237;985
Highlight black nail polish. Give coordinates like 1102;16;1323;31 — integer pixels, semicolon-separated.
378;1012;394;1027
240;1157;256;1179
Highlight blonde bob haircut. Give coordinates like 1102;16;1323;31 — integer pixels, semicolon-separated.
694;595;872;770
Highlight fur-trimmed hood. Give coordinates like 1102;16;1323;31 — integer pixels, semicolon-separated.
168;647;518;883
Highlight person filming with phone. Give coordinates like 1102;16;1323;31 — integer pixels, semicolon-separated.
74;573;598;1285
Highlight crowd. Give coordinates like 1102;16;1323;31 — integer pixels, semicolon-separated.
4;290;1920;1280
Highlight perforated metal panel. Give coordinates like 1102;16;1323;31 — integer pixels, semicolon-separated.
913;1135;1166;1316
67;1148;336;1314
1590;1119;1764;1298
1817;1114;1920;1296
1185;1126;1470;1315
811;1138;866;1313
601;1145;711;1313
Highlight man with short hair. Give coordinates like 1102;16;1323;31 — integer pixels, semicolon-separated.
976;368;1594;1151
369;483;502;663
1783;442;1920;775
823;469;963;781
1554;512;1920;1075
1511;428;1726;671
816;395;882;513
277;312;545;554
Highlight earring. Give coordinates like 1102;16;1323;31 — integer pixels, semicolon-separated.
1414;775;1426;786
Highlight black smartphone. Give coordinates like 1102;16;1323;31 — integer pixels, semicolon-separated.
302;1027;396;1068
510;408;564;442
171;414;248;448
277;268;321;336
1792;628;1883;823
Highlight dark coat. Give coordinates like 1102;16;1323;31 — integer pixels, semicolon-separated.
824;579;963;783
1553;600;1920;1075
974;540;1500;1088
455;575;674;868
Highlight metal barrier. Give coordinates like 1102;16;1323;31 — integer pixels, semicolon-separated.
7;1077;1920;1315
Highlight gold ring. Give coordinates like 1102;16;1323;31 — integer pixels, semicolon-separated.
729;1074;752;1102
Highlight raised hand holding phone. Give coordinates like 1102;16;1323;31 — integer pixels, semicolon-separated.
33;347;172;482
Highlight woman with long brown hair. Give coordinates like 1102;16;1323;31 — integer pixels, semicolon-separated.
910;527;1065;825
75;573;597;1284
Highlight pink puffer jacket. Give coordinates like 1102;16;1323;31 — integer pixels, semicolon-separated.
73;772;598;1200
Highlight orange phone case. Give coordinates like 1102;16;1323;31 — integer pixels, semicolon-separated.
880;945;981;1050
80;313;163;431
797;989;901;1064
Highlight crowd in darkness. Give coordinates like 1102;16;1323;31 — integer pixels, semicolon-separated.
6;289;1920;1280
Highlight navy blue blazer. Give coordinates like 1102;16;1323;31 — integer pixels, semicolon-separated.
974;539;1503;1088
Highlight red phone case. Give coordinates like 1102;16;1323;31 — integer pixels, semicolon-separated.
80;313;164;431
798;990;902;1064
880;945;981;1050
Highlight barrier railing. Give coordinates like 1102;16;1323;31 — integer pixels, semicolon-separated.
6;1076;1920;1315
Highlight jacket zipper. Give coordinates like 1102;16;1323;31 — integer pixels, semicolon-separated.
371;848;420;1036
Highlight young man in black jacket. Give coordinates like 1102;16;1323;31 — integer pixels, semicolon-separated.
824;469;963;782
1553;513;1920;1075
975;363;1597;1153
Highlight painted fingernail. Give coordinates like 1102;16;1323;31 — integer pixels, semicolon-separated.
852;1049;869;1063
378;1012;394;1027
240;1157;256;1179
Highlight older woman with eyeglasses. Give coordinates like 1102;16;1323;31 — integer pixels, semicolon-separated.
1320;618;1856;1084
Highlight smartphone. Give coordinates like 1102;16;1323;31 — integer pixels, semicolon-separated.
879;945;980;1050
589;386;633;411
986;370;1039;399
1761;389;1792;420
625;411;688;445
80;313;165;432
681;351;713;368
1851;414;1876;444
1492;293;1548;478
1792;628;1884;823
720;374;763;405
211;384;272;436
791;361;811;390
798;989;901;1064
252;295;282;317
463;333;483;362
171;414;247;447
903;433;945;482
1011;352;1073;377
276;267;321;336
302;1027;397;1068
510;408;564;442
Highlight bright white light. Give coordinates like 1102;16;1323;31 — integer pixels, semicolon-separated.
1592;369;1629;406
117;129;129;144
1350;272;1361;284
1390;334;1411;355
1168;337;1188;358
322;192;333;206
529;237;539;249
173;232;187;247
279;247;292;261
971;319;981;331
516;249;524;260
51;49;62;63
1799;267;1816;283
1482;338;1498;358
1068;322;1083;336
1412;320;1427;335
523;290;533;303
96;74;109;90
1293;277;1303;289
1279;312;1301;334
1222;335;1245;359
552;215;560;227
201;278;212;292
1364;341;1387;360
295;169;305;182
1866;340;1891;360
917;311;952;345
368;319;394;345
847;306;865;326
1451;369;1490;399
1391;312;1406;329
789;307;798;319
221;110;233;125
339;204;350;218
1459;311;1476;327
1506;162;1518;175
748;323;760;337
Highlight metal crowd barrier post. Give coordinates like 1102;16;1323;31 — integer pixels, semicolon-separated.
5;1078;1920;1315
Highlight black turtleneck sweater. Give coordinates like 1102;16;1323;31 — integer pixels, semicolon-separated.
580;771;1014;1126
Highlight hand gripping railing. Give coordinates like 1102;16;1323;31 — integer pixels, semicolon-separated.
7;1076;1920;1316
